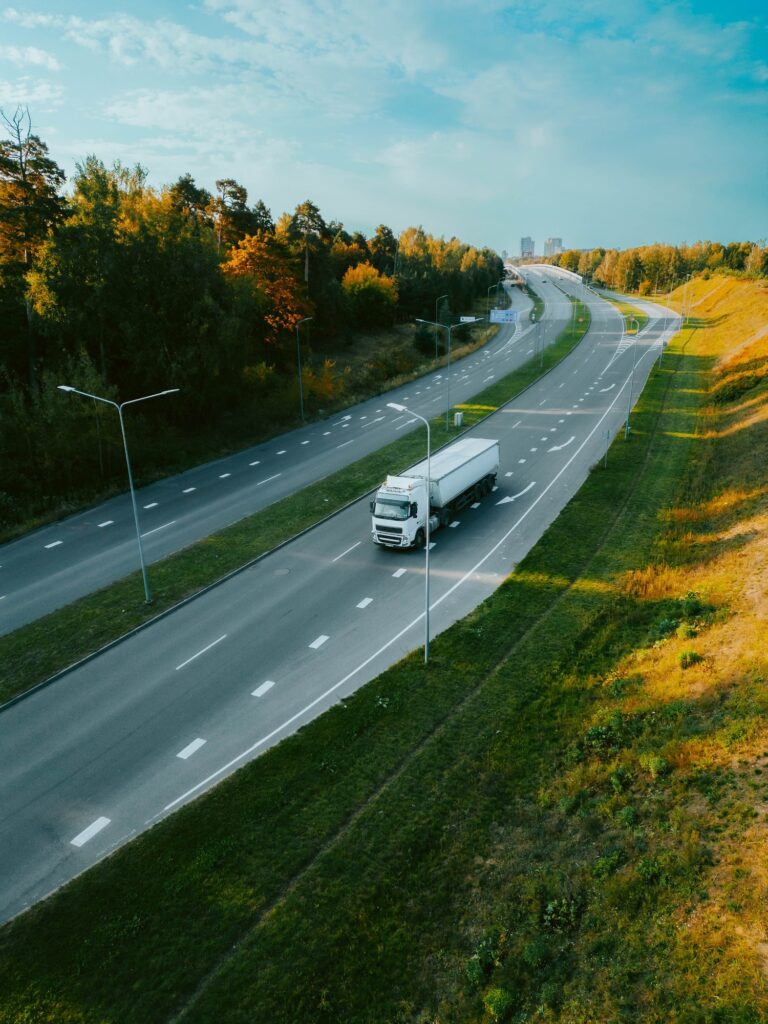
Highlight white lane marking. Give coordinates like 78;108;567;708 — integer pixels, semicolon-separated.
45;541;62;549
175;634;227;671
141;521;176;538
578;398;585;403
71;816;110;847
219;473;231;479
177;738;206;760
548;435;576;452
144;502;158;509
540;437;548;441
98;520;114;527
183;487;196;493
428;542;436;550
558;382;565;388
361;416;385;428
333;541;362;562
505;471;514;477
357;598;373;609
276;450;287;455
0;595;5;601
518;458;526;464
566;411;573;416
392;568;406;578
252;681;275;697
310;635;330;649
323;431;331;436
336;440;354;449
492;485;498;491
530;448;538;452
396;418;418;430
256;474;281;486
249;460;260;466
497;481;536;505
599;383;616;392
558;419;565;423
512;420;521;428
301;440;310;445
332;415;352;425
360;415;367;420
341;423;349;429
449;521;460;528
538;400;546;406
471;502;480;509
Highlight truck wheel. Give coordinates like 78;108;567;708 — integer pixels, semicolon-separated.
414;528;425;549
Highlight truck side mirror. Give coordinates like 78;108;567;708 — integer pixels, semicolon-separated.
369;499;375;513
410;502;418;518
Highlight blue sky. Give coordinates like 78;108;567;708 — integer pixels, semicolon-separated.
1;1;766;254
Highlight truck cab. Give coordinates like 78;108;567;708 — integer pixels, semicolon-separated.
371;477;430;548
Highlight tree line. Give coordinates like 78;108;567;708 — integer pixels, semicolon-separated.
546;240;768;293
0;108;502;532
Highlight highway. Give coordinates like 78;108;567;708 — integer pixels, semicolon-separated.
1;282;561;636
0;273;680;922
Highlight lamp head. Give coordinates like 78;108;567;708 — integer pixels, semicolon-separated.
387;402;406;412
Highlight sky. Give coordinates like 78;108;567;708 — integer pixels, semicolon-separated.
1;0;766;254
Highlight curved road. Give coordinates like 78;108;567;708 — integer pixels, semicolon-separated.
0;274;681;922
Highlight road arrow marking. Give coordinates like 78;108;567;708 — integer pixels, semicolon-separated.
599;383;616;392
496;481;536;505
548;436;576;452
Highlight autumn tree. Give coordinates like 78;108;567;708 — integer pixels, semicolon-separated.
341;261;397;328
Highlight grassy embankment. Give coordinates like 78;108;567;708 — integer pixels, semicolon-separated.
1;277;766;1021
600;294;650;334
0;297;588;706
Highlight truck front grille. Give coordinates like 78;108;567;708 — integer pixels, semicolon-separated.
376;525;403;535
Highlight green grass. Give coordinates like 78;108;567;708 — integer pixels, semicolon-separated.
1;291;766;1020
602;295;650;333
0;302;590;707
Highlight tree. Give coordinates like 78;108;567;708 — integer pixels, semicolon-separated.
290;199;327;284
210;178;256;250
0;106;66;385
341;262;397;328
369;224;397;274
168;173;212;226
251;199;274;234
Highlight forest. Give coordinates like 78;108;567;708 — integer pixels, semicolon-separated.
0;108;503;534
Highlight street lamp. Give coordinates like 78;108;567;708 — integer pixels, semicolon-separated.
386;401;430;664
435;295;448;361
416;316;483;427
295;316;312;423
487;279;504;314
58;384;179;603
624;317;639;439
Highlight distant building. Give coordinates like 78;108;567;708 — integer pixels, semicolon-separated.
520;236;535;258
544;237;563;257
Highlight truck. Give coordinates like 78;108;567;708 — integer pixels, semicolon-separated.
370;437;500;549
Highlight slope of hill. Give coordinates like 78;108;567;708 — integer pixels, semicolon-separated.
0;275;766;1023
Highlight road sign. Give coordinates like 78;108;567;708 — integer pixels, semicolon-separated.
490;308;518;323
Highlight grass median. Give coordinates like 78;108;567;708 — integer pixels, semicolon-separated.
3;282;766;1020
0;301;590;706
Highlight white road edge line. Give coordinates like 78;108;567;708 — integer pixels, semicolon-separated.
162;353;649;816
71;816;110;847
141;521;176;538
332;541;362;562
177;738;206;760
175;634;227;671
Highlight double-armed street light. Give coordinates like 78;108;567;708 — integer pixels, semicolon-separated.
415;316;484;427
386;401;431;664
58;384;179;603
295;316;313;423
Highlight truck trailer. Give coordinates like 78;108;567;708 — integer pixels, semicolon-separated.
371;437;500;548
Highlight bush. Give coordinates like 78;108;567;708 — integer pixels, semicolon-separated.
679;650;703;670
483;986;516;1021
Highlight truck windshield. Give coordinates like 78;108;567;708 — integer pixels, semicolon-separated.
374;497;410;520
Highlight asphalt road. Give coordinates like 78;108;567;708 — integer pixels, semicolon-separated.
0;273;681;922
0;282;569;636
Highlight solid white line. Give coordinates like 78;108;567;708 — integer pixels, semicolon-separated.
357;598;373;609
98;520;114;527
162;356;655;813
392;568;406;578
332;541;362;562
45;541;62;549
71;816;110;847
141;521;176;538
336;440;354;449
256;474;281;486
309;635;330;650
143;502;158;509
175;633;227;671
183;487;196;493
252;680;275;697
177;738;206;760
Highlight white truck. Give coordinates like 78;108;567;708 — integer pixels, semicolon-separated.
371;437;500;549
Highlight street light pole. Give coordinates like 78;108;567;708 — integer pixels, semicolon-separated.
386;402;430;664
295;316;312;423
435;295;448;361
58;385;179;603
487;279;504;314
624;317;638;439
416;316;483;427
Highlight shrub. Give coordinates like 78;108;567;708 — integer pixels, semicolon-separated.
679;650;703;669
543;895;580;934
483;986;516;1021
639;753;671;780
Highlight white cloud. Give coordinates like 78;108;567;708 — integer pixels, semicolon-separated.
0;43;61;70
0;75;63;106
